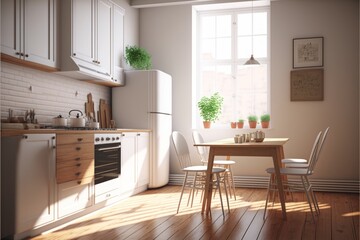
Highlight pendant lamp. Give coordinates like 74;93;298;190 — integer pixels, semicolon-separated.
244;0;260;65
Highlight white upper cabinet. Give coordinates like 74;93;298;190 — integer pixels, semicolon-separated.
72;0;95;64
97;0;112;76
113;4;125;84
1;0;58;69
59;0;125;86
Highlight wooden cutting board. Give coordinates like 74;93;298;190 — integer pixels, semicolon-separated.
99;99;112;128
85;93;95;121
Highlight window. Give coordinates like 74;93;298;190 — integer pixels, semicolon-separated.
193;2;270;128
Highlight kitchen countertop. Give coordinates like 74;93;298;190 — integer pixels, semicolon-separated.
1;128;151;137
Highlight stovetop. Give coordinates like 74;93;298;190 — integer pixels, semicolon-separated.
44;126;117;131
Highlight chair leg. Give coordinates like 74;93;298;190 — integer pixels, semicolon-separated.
305;176;320;215
263;175;273;220
177;172;189;213
215;173;225;218
228;166;236;200
301;176;315;222
222;173;230;212
190;172;199;207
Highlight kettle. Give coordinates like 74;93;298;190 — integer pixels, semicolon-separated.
254;130;265;142
52;114;67;127
68;110;86;127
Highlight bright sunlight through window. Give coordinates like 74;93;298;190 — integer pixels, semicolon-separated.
193;2;270;129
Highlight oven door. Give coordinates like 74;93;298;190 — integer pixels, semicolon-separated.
94;142;121;185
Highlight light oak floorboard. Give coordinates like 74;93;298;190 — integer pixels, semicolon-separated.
30;185;359;240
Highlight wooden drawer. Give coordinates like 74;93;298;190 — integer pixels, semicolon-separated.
57;160;94;184
57;143;94;163
57;134;94;145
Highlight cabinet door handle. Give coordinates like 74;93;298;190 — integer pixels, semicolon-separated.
75;172;81;176
15;52;20;55
77;138;83;142
22;135;28;139
77;180;82;185
76;163;81;167
73;53;76;56
20;53;24;56
25;54;29;58
75;157;81;161
76;147;81;151
137;133;141;136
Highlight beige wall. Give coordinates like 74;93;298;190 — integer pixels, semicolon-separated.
139;0;359;180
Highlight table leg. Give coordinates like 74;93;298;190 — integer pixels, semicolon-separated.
202;147;215;215
273;146;287;220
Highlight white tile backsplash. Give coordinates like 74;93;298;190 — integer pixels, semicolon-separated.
1;62;111;124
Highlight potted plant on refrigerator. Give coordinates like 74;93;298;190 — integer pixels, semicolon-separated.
260;113;270;128
198;92;224;128
237;119;244;128
125;45;152;70
248;115;258;128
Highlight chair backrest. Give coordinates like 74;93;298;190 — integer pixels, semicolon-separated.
192;130;208;162
309;127;330;172
306;131;323;173
172;131;192;169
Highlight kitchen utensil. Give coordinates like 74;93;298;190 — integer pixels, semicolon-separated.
68;110;86;127
52;115;68;127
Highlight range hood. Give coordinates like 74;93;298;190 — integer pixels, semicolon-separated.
55;56;124;86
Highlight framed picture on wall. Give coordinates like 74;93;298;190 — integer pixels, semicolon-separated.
290;68;324;101
293;37;324;68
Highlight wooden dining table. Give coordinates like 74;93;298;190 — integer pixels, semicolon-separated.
194;137;289;219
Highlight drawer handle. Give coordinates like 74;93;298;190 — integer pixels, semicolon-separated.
75;172;81;176
77;138;83;142
77;180;82;185
75;157;81;161
76;147;81;151
76;163;81;167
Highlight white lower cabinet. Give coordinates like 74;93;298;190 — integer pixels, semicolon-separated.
57;178;94;218
120;132;150;194
1;134;56;237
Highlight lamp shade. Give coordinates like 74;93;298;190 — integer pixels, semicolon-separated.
244;54;260;65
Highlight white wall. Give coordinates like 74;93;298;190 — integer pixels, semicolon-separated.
139;0;359;181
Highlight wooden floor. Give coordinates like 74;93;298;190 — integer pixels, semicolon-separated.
32;185;359;240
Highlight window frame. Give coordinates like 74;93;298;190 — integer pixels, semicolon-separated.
193;4;271;129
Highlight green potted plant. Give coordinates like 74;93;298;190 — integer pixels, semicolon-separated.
237;119;244;128
197;92;224;128
125;45;152;70
260;113;270;128
248;115;258;128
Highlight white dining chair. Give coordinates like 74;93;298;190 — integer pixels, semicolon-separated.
172;131;230;217
263;129;328;222
282;127;330;168
192;130;237;200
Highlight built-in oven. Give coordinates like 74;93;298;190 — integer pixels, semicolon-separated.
94;133;122;203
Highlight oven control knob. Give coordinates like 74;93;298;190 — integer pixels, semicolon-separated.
101;137;104;141
106;137;111;141
116;137;120;140
95;137;100;142
112;137;115;141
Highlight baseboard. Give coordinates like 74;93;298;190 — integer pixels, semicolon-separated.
168;174;360;193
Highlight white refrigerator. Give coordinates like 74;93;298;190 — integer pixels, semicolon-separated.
112;70;172;188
